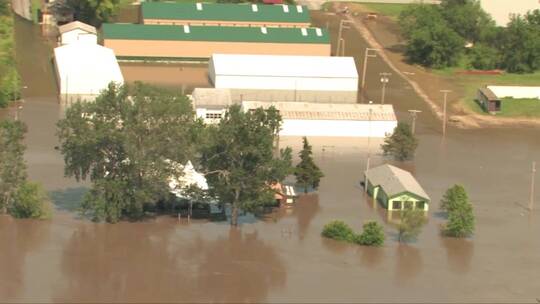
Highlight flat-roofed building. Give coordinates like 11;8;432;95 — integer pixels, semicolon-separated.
101;23;330;60
241;101;397;137
141;2;311;28
209;54;358;103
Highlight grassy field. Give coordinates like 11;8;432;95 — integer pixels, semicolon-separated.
498;98;540;117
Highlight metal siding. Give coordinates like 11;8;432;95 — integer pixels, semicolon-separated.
214;75;358;92
279;120;397;137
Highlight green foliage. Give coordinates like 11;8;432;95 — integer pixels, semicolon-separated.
441;185;475;238
396;209;426;243
10;182;50;219
381;122;418;161
321;220;355;242
0;10;21;108
440;0;494;43
356;221;385;246
49;0;121;26
201;105;292;225
57;83;202;222
0;120;27;213
294;137;323;193
499;12;540;73
468;43;500;70
440;184;468;213
0;2;8;15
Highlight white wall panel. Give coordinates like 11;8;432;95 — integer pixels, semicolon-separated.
280;119;397;137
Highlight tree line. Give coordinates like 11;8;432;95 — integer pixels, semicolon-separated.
399;0;540;73
57;83;324;225
0;1;22;108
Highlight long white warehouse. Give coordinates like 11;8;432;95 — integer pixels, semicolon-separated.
241;101;397;137
208;54;359;103
54;43;124;103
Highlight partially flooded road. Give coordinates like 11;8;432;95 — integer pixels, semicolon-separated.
1;13;539;303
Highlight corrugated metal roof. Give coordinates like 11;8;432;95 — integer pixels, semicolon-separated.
101;23;329;44
59;21;97;35
141;2;310;24
211;54;357;79
366;164;430;200
241;101;397;121
479;87;499;100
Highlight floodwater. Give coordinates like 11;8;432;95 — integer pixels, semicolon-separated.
1;13;540;303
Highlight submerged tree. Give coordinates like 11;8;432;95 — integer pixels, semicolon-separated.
441;185;475;238
295;137;324;193
201;105;292;226
396;209;427;243
57;83;202;222
0;120;27;214
356;221;385;246
381;122;419;161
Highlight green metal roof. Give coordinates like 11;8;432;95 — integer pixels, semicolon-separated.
141;2;311;24
102;23;329;44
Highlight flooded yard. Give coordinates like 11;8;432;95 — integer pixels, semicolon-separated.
1;13;540;303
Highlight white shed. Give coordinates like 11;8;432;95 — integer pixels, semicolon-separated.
241;101;397;138
58;21;98;45
487;86;540;99
54;43;124;102
208;54;359;103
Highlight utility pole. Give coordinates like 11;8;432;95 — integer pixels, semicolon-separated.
365;102;373;193
361;48;378;103
379;72;391;105
340;38;346;56
408;109;422;135
440;90;451;137
336;20;352;56
530;161;536;211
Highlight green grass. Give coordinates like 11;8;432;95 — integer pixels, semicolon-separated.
359;3;409;19
30;0;41;23
498;98;540;117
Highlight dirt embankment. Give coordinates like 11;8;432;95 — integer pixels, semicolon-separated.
335;2;540;129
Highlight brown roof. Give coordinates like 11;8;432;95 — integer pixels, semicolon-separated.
479;87;499;101
58;21;97;35
241;101;397;121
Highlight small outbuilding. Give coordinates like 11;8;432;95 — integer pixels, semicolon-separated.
209;54;358;103
54;43;124;102
477;87;501;113
58;21;97;45
190;88;234;124
365;164;430;211
241;101;397;137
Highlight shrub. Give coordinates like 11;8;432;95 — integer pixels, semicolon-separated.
321;220;355;242
10;182;50;219
356;221;385;246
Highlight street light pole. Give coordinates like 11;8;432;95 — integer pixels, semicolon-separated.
408;110;422;135
361;48;378;103
365;102;373;194
336;20;352;56
379;72;391;105
440;90;451;137
340;38;346;57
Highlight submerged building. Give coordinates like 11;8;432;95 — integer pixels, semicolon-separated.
101;23;330;60
208;54;359;103
141;2;311;28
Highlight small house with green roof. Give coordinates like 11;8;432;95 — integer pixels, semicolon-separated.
365;164;430;211
141;2;311;28
101;23;330;60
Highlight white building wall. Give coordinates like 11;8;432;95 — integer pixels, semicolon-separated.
214;75;358;92
280;119;397;137
61;29;98;45
487;86;540;99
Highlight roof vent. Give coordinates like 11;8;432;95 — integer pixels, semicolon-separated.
196;3;202;10
301;28;307;36
261;27;267;34
282;5;289;13
315;28;322;36
184;25;190;33
296;5;303;13
252;4;258;12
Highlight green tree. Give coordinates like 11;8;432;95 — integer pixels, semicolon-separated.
440;184;469;213
500;12;540;73
0;120;27;214
381;122;418;161
396;209;426;243
443;202;475;237
49;0;120;26
10;182;50;219
294;137;323;193
57;83;201;222
468;43;501;70
356;221;385;246
440;0;495;43
321;220;355;242
201;105;292;226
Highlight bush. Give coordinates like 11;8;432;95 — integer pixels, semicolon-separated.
356;221;385;246
321;220;355;242
468;44;500;70
440;184;468;213
381;122;418;161
10;182;50;219
443;202;475;237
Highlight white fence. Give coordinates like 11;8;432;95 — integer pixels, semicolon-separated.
487;86;540;99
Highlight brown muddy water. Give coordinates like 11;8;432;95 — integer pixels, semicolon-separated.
1;14;540;303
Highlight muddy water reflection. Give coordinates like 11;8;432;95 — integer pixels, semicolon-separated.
442;238;474;274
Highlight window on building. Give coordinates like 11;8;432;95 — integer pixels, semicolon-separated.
205;113;222;119
392;201;401;210
416;201;425;210
404;201;414;209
